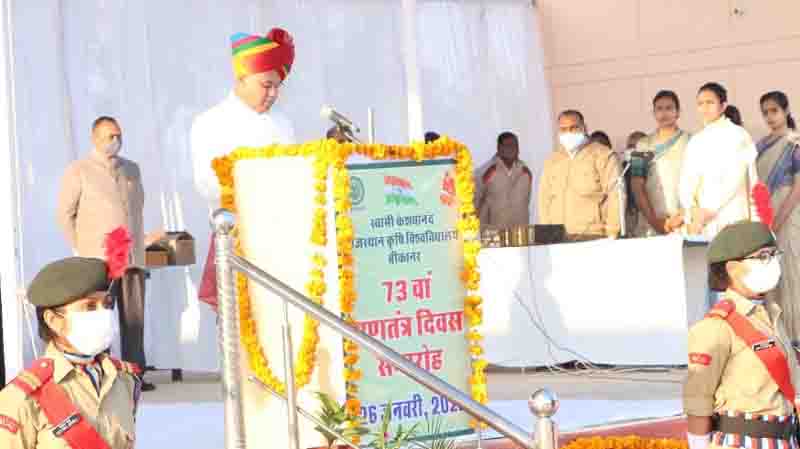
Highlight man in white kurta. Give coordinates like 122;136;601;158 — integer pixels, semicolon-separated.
192;92;296;205
191;29;296;309
679;116;759;240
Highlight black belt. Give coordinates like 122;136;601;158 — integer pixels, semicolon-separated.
712;414;797;440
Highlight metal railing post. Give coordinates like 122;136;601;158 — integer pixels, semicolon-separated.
530;389;560;449
210;207;561;449
230;253;538;449
212;209;246;449
248;376;360;449
282;295;301;449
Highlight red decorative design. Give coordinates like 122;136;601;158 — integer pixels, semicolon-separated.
689;353;712;366
752;182;774;229
267;28;294;48
0;415;20;434
705;299;735;320
104;226;132;280
482;164;498;185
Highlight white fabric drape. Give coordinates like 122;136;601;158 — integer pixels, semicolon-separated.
417;0;553;177
8;0;550;371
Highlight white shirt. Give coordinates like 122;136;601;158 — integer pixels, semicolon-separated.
678;116;759;239
191;92;296;208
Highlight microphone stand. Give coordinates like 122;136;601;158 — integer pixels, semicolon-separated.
341;126;362;144
609;150;666;238
609;161;631;238
334;124;362;144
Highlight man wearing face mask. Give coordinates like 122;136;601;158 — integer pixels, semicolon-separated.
538;109;622;241
191;28;296;311
685;221;800;449
56;116;156;391
474;131;533;230
0;257;141;448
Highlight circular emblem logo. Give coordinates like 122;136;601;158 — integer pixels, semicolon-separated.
350;176;365;206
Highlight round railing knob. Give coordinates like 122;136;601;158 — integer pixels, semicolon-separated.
529;388;559;418
211;209;237;235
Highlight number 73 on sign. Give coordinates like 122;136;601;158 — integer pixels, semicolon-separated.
382;272;433;304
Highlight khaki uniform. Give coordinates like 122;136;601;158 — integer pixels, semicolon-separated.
474;157;533;229
56;151;145;265
0;344;140;449
684;291;800;420
538;141;622;239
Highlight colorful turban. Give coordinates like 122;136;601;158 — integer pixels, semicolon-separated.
231;28;295;80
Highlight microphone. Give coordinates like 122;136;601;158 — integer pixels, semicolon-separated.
320;105;360;133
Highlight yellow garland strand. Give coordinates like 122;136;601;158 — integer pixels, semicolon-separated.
211;136;487;436
562;436;688;449
212;142;327;394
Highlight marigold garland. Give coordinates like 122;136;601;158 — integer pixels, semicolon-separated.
211;136;487;435
562;436;688;449
213;142;327;395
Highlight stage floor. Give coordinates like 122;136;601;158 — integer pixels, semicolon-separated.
134;368;686;448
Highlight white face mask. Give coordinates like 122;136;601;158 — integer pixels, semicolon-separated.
559;132;586;152
740;257;782;294
63;309;115;357
103;137;121;156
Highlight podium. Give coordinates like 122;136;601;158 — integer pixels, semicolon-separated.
234;157;345;449
212;139;487;449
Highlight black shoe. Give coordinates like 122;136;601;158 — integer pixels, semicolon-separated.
141;381;157;392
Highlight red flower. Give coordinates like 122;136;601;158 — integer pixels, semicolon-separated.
104;226;132;280
752;182;774;229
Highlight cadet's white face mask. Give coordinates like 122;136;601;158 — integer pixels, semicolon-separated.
62;309;115;357
740;257;782;294
559;132;586;152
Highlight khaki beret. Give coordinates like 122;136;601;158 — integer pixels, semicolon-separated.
28;257;109;308
707;221;776;264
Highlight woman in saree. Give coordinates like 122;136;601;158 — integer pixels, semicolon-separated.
631;90;690;236
679;82;759;240
757;90;800;347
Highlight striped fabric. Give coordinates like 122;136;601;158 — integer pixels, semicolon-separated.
712;411;797;449
80;363;104;395
231;28;294;79
62;351;105;395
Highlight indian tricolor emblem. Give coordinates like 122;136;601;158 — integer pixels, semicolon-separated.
384;175;418;206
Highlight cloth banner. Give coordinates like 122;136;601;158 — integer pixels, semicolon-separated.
350;160;473;439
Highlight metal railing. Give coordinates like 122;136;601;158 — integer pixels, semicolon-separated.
211;209;559;449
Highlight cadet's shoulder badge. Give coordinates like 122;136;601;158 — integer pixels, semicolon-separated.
10;358;55;396
0;414;20;434
689;352;712;366
482;164;498;185
705;299;735;320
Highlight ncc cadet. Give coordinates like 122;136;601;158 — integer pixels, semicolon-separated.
0;257;142;449
684;221;800;449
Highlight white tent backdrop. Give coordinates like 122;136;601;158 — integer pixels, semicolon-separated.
3;0;552;373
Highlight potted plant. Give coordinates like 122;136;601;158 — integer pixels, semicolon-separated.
313;392;369;449
367;402;420;449
411;417;456;449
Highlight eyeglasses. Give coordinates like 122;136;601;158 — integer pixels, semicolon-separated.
742;249;783;264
